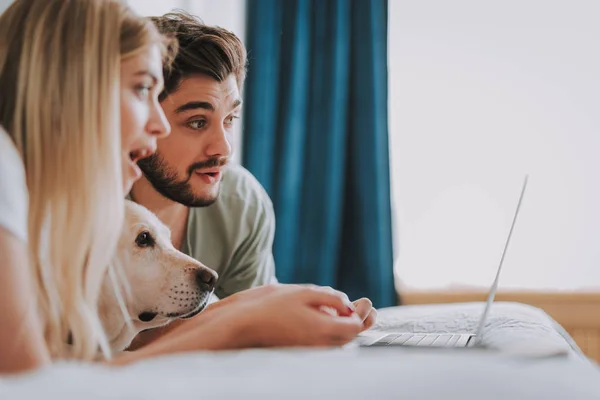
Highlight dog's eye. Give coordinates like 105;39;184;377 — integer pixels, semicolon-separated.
135;231;155;248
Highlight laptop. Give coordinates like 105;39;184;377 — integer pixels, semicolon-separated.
359;175;529;348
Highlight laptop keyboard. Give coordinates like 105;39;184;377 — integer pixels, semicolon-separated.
369;333;466;347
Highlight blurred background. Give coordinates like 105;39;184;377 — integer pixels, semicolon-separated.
388;0;600;293
2;0;598;304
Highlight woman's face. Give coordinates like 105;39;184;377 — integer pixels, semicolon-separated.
120;44;170;193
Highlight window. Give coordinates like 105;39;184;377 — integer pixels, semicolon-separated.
388;0;600;291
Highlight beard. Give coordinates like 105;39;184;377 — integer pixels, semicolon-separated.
137;152;228;207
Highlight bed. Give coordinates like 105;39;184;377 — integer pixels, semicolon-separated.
2;302;599;399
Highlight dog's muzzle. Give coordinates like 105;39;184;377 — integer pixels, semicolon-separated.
138;312;158;322
196;268;218;292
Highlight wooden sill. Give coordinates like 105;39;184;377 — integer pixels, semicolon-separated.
400;290;600;363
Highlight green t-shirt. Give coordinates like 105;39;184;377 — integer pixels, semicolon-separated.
177;164;276;298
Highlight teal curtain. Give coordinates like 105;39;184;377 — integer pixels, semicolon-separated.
243;0;396;308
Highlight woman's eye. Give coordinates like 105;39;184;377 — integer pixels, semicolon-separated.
136;85;151;98
135;231;155;248
187;119;207;130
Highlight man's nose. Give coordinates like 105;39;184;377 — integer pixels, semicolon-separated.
204;125;232;158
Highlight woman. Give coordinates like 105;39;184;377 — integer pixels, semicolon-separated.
0;0;370;374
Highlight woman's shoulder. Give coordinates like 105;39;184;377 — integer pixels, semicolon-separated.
0;127;28;242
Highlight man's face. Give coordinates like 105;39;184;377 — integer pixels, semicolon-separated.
138;74;241;207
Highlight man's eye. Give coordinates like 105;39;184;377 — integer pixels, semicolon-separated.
187;119;207;130
225;115;240;125
135;231;155;248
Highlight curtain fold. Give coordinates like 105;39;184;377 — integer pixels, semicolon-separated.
243;0;396;308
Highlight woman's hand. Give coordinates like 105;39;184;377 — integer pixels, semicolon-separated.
207;285;377;332
232;285;364;348
125;284;374;361
117;284;365;364
352;298;377;331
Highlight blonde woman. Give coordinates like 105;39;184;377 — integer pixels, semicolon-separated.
0;0;363;374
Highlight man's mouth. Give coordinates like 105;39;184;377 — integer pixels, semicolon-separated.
194;168;222;184
188;157;229;184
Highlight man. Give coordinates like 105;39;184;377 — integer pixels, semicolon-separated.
130;12;375;339
131;12;275;300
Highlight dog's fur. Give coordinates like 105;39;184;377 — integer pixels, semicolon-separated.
98;200;218;352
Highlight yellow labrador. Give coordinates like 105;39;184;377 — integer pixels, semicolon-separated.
99;200;218;352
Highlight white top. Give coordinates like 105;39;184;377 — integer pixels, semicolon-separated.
0;127;28;242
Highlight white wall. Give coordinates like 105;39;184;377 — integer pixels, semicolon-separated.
389;0;600;291
1;1;246;40
126;0;246;42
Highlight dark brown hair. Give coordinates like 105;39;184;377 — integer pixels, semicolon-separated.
150;11;247;101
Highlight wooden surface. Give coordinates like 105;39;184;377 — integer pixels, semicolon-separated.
401;290;600;363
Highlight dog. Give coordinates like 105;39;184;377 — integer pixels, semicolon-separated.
98;200;218;353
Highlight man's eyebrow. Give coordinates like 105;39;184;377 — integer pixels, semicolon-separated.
175;101;215;114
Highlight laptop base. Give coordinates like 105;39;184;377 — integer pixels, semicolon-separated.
360;333;475;348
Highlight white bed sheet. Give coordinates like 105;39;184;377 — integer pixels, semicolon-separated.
1;302;598;399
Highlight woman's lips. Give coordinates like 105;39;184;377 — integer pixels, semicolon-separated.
129;158;142;181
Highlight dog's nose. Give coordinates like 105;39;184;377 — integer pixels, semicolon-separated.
195;268;218;292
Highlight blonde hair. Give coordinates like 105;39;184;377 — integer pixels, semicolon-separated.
0;0;174;360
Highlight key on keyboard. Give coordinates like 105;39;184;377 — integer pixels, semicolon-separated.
402;334;426;346
446;334;461;347
370;333;402;346
431;334;453;346
416;334;440;346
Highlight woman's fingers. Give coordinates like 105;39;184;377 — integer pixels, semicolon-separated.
300;287;355;316
362;308;377;331
298;284;351;304
352;298;373;322
316;311;363;344
299;289;363;343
